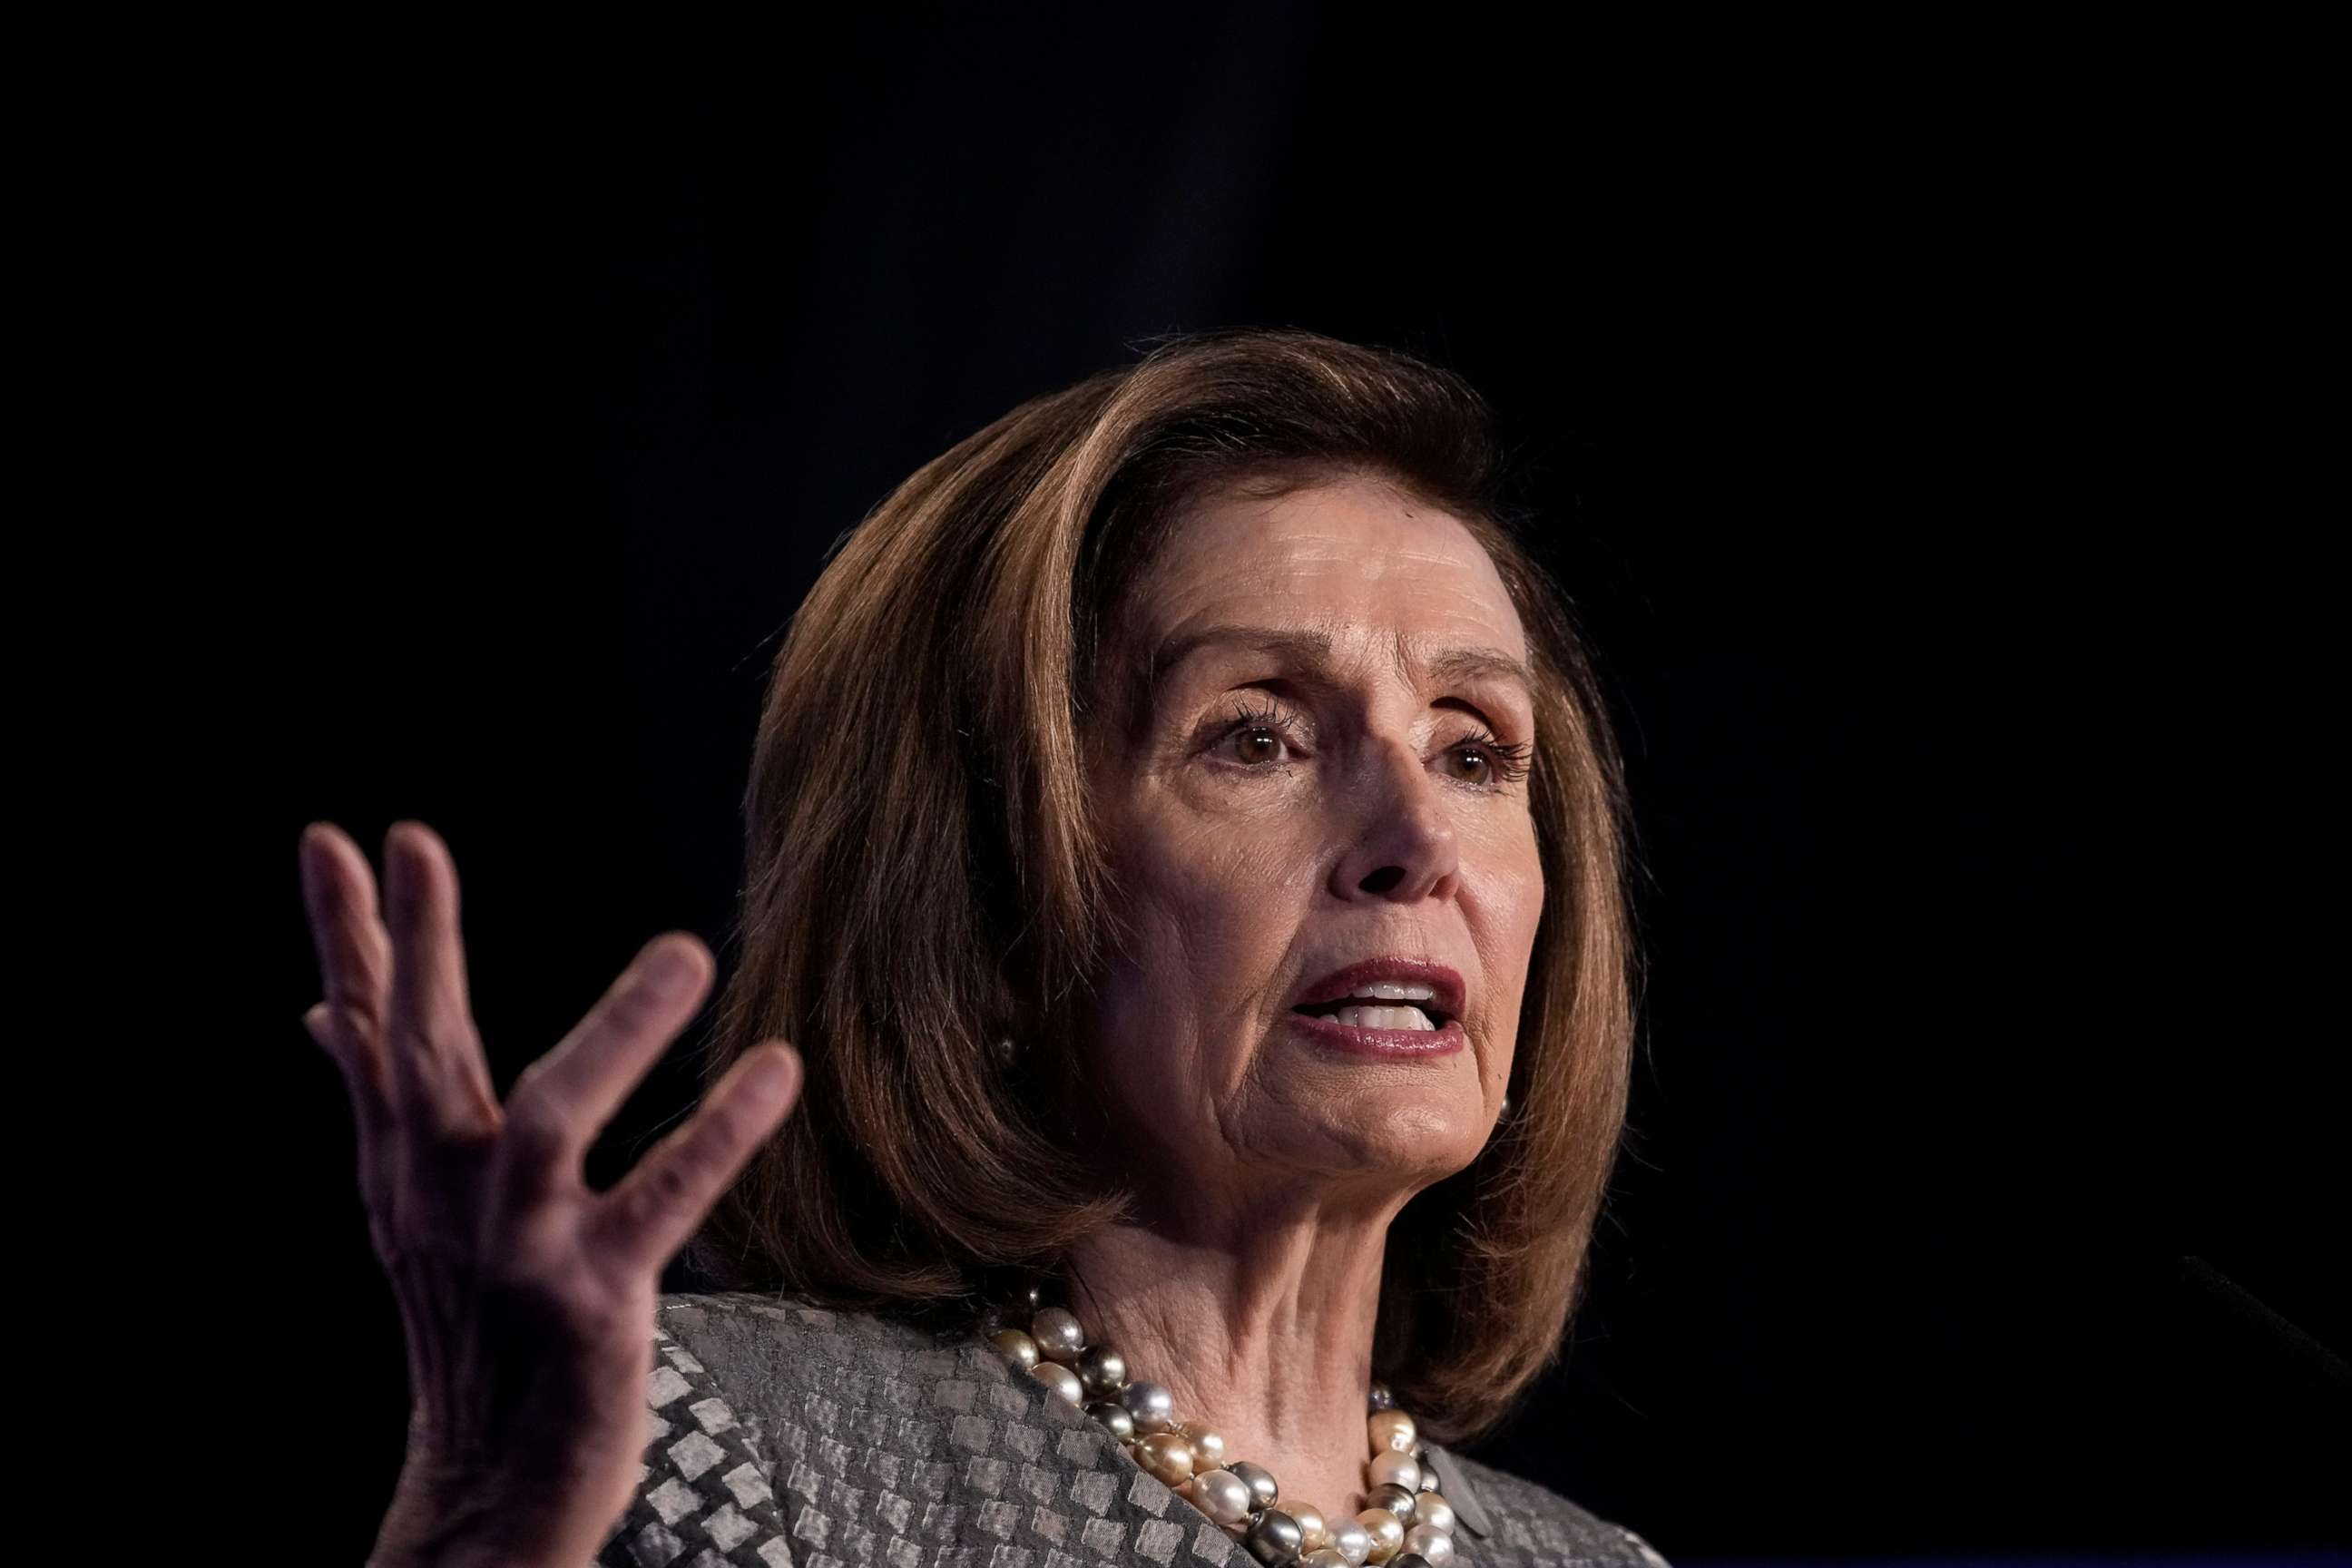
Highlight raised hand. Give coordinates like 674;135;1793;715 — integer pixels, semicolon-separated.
299;819;802;1568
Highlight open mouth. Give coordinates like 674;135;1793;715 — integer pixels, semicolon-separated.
1290;990;1453;1033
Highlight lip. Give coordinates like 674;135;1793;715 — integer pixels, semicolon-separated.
1287;1011;1467;1057
1290;958;1466;1021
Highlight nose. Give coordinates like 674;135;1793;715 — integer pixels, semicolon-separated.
1328;736;1462;903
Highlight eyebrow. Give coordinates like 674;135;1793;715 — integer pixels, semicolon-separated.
1143;623;1535;706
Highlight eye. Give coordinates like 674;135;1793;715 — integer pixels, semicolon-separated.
1441;730;1534;789
1231;725;1286;766
1201;698;1305;770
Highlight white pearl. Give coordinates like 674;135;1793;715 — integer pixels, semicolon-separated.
1365;1450;1421;1494
1401;1524;1455;1564
1412;1494;1455;1535
1030;1307;1086;1362
1302;1553;1350;1568
1027;1360;1083;1404
1329;1518;1373;1567
1191;1468;1253;1525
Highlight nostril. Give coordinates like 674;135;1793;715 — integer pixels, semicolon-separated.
1357;865;1406;894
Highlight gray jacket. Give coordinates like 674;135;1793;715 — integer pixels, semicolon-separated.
597;1291;1669;1568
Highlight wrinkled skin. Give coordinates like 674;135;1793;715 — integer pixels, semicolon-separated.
299;821;802;1568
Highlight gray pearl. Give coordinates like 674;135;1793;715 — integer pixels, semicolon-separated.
1244;1508;1304;1566
1084;1400;1134;1441
1227;1460;1279;1510
1370;1484;1416;1524
1368;1382;1397;1411
1393;1556;1435;1568
1076;1344;1127;1396
1118;1380;1175;1434
1030;1307;1086;1362
1416;1461;1439;1493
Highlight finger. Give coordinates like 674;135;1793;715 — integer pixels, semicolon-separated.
304;1000;397;1200
493;933;715;1200
590;1042;802;1275
299;823;395;1107
381;820;500;1136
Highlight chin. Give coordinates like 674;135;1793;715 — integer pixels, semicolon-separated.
1290;1093;1487;1185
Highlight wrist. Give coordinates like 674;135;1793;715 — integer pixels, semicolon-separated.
367;1455;576;1568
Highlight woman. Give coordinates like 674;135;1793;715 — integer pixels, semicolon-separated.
300;328;1671;1568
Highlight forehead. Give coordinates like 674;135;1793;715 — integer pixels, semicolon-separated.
1126;475;1529;662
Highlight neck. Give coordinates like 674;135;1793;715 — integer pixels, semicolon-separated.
1061;1182;1407;1526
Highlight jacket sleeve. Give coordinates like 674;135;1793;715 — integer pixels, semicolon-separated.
595;1301;798;1568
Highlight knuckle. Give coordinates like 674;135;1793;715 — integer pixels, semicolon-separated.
599;982;675;1043
646;1152;699;1210
625;1151;701;1229
328;996;386;1044
499;1089;574;1163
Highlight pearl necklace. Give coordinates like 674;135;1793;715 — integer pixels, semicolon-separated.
983;1284;1463;1567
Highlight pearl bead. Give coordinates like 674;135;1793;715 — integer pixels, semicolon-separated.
1328;1517;1373;1567
1137;1431;1194;1485
1391;1556;1435;1568
1181;1422;1226;1469
1289;1504;1328;1551
1030;1307;1086;1362
1084;1400;1134;1441
1027;1360;1083;1404
1250;1504;1308;1568
1368;1485;1416;1524
1415;1462;1438;1494
992;1329;1040;1369
1411;1494;1455;1535
1245;1508;1305;1566
1191;1467;1253;1525
1356;1508;1405;1563
1119;1380;1176;1434
1228;1459;1279;1510
1302;1553;1350;1568
1076;1344;1126;1396
1365;1451;1421;1494
1400;1524;1455;1565
1367;1410;1416;1454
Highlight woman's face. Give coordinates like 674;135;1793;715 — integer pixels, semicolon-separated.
1080;473;1544;1220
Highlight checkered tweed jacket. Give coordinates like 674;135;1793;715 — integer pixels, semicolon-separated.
596;1291;1670;1568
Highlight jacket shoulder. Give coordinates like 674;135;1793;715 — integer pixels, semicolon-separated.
596;1291;997;1567
1435;1446;1673;1568
593;1291;850;1568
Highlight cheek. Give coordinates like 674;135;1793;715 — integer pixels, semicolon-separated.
1463;818;1546;1015
1117;810;1314;997
1096;799;1321;1056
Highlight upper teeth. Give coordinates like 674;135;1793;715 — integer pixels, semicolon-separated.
1349;981;1437;1003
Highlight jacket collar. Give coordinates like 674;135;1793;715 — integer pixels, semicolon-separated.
1416;1440;1494;1538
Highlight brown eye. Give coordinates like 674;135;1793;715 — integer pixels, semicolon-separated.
1234;726;1283;765
1446;746;1491;782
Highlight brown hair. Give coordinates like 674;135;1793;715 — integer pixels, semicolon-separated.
690;327;1641;1442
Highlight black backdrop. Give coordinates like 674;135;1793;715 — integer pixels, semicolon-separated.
201;12;2346;1563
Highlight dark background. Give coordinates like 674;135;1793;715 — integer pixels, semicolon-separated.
186;10;2344;1563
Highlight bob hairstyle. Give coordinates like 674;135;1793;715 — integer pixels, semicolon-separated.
690;327;1641;1443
